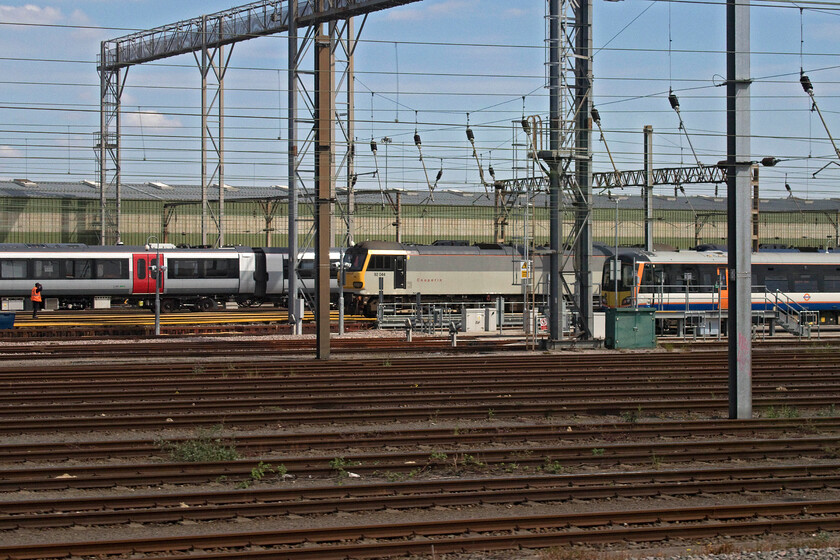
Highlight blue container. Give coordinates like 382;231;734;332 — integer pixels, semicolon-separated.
0;313;15;329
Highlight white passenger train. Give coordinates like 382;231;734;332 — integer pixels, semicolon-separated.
0;244;340;312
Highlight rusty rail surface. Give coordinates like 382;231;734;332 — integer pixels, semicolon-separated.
2;500;840;559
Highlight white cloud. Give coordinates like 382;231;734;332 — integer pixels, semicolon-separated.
386;0;478;22
0;145;23;158
0;4;64;25
123;110;182;131
503;8;528;17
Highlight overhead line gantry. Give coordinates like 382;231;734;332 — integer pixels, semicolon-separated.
97;0;421;359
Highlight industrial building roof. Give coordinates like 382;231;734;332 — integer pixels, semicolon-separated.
1;179;838;213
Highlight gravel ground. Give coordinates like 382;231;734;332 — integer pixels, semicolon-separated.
606;547;840;560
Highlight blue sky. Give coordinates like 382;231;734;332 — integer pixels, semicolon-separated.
0;0;839;198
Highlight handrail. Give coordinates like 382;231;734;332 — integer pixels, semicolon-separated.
765;288;819;339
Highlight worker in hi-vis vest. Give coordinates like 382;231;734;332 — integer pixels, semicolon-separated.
30;283;42;319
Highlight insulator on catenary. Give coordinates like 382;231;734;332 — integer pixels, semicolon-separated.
436;169;443;181
414;133;421;146
591;108;601;125
668;90;680;111
489;165;495;179
466;127;474;142
521;118;531;135
801;74;814;94
370;139;377;153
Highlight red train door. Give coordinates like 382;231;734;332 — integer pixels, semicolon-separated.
132;253;162;294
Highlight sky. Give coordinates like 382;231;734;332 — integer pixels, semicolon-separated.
1;0;840;198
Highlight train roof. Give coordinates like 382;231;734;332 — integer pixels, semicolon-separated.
619;249;840;265
350;240;525;256
0;243;251;254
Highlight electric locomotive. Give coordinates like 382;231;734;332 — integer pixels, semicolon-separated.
342;240;612;317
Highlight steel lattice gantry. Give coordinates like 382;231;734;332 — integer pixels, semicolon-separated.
492;164;727;247
96;0;420;245
97;0;421;358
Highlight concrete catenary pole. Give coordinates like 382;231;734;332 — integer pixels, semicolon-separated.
727;0;752;419
287;0;302;335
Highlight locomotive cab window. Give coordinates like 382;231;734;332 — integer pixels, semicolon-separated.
346;252;367;271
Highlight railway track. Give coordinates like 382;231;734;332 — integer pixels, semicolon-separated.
0;351;838;433
0;335;518;359
3;342;840;558
0;463;837;530
2;434;840;491
1;417;834;463
2;500;840;559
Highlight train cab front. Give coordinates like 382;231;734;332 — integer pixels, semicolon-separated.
602;255;636;308
342;247;369;292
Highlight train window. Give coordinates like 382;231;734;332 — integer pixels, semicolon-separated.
64;260;93;279
825;274;840;291
96;259;128;279
0;259;27;279
639;265;655;293
203;259;237;278
33;259;60;279
168;259;199;279
346;252;367;271
793;274;818;292
620;264;634;289
764;273;789;293
368;255;395;271
137;258;146;280
681;266;710;292
698;266;718;292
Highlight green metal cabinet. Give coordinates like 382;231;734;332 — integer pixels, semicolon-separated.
604;308;656;349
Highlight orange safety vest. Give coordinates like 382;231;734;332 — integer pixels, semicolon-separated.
30;286;42;303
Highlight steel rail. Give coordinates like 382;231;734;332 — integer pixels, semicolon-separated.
1;417;836;463
2;500;839;559
0;395;838;434
2;383;839;422
1;355;839;383
2;436;839;491
1;464;839;530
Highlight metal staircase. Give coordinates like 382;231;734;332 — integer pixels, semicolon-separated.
765;290;819;339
